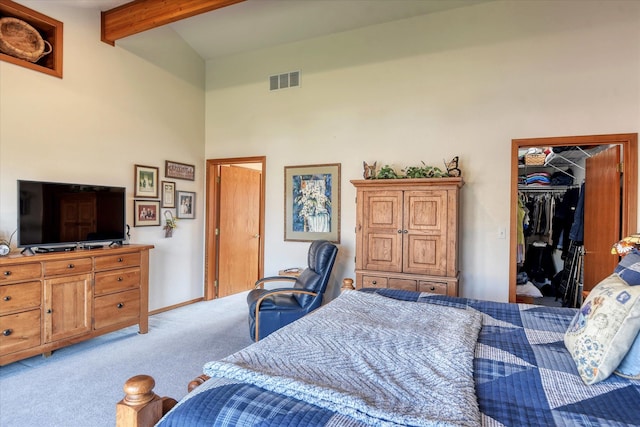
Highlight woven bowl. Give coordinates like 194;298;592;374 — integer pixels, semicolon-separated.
0;17;51;63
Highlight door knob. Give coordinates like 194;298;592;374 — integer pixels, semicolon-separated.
253;234;260;238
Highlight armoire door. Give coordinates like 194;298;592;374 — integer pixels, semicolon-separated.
583;145;621;291
361;190;403;272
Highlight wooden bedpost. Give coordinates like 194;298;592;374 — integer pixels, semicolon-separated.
116;375;177;427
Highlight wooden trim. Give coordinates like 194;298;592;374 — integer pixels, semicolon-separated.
148;297;203;316
101;0;246;45
509;133;637;303
205;156;266;300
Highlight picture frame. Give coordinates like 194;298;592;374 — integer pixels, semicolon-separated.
176;191;196;219
134;164;159;198
284;163;340;243
161;181;176;208
166;160;195;181
133;200;161;227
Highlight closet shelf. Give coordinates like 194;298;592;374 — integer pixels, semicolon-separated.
518;185;575;193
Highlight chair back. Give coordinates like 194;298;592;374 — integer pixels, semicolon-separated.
292;240;337;307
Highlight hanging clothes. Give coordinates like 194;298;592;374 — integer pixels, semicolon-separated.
551;186;580;258
569;182;585;244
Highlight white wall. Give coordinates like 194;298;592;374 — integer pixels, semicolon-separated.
0;2;205;311
205;0;640;302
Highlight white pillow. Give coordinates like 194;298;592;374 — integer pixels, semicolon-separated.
516;282;543;298
564;274;640;385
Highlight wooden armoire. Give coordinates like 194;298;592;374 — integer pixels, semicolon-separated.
351;178;463;296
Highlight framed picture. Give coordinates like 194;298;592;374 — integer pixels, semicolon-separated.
133;200;161;226
161;181;176;208
176;191;196;219
284;163;340;243
166;160;195;181
134;164;159;198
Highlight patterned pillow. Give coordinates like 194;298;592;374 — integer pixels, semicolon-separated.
614;248;640;285
615;332;640;379
564;274;640;385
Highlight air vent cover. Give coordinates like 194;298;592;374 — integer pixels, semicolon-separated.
270;71;300;91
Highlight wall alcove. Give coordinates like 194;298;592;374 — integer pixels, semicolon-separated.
0;0;63;78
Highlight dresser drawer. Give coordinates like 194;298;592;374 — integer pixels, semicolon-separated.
361;276;388;288
94;268;140;296
0;263;41;284
44;258;92;277
0;309;41;355
0;281;41;315
418;281;448;295
94;289;140;330
95;253;140;271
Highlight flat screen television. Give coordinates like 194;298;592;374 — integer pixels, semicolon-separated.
17;180;126;249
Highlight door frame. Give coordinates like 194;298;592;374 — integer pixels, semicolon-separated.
509;133;637;303
205;156;266;300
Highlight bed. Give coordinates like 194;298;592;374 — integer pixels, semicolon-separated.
116;287;640;427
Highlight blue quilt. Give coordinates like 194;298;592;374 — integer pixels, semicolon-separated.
158;289;640;427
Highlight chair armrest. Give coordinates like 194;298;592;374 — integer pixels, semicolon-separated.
253;289;318;341
254;276;297;289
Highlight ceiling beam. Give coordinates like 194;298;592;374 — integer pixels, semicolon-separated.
101;0;246;46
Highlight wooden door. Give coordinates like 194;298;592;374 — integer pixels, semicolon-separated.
217;166;261;297
361;190;403;272
44;273;92;343
583;145;621;291
403;190;448;276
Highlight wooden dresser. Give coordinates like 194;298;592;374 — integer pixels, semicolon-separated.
352;178;463;296
0;244;153;365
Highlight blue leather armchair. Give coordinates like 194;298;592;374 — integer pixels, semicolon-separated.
247;240;338;341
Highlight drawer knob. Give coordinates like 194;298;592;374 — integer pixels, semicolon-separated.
397;230;402;234
3;329;12;336
67;264;75;269
3;296;11;301
372;280;377;285
117;258;123;262
3;271;11;276
430;286;435;291
117;303;124;309
403;229;408;234
47;309;52;314
117;277;123;282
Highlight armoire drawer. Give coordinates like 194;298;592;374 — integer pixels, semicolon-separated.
94;268;140;296
44;258;92;277
0;281;41;315
0;309;41;355
418;281;448;295
94;289;140;330
388;278;417;291
361;276;388;288
95;253;141;271
0;263;41;284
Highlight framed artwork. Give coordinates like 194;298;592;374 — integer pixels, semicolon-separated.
134;164;159;198
161;181;176;208
176;191;196;219
133;200;161;226
166;160;195;181
284;163;340;243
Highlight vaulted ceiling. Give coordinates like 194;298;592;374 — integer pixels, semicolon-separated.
90;0;491;60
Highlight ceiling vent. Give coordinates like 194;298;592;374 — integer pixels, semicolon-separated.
270;71;300;91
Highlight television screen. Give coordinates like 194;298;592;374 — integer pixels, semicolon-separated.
17;180;126;248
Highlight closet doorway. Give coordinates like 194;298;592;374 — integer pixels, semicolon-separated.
205;156;266;300
509;133;637;304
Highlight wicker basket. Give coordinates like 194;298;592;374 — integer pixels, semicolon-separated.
525;153;546;165
0;17;51;63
